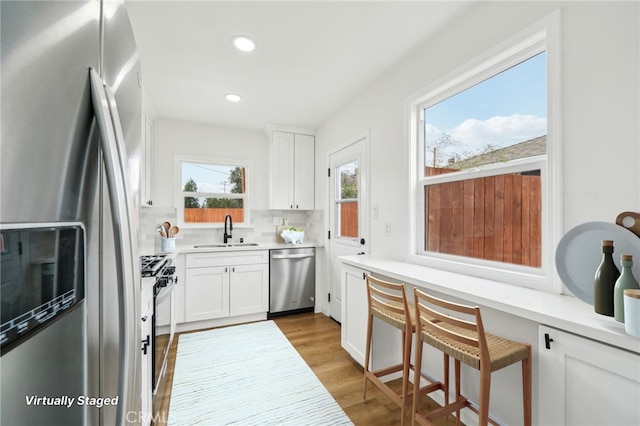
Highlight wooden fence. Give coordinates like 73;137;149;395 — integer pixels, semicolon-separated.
339;202;358;238
184;208;244;223
425;167;541;267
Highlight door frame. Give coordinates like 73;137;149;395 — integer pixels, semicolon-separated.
327;131;370;322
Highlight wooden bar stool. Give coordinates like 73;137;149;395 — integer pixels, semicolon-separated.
363;274;442;426
412;288;531;426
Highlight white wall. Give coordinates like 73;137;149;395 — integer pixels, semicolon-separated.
315;3;638;423
151;118;269;209
315;1;640;261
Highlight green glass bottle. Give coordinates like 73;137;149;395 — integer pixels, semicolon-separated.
594;240;620;316
614;254;640;322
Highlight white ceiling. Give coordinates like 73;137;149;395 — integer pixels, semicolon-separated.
126;1;474;131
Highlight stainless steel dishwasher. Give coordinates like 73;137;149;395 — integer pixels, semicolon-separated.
269;247;315;317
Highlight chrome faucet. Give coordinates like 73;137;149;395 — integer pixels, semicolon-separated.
223;214;233;243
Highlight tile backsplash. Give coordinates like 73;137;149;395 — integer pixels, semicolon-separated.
139;207;323;251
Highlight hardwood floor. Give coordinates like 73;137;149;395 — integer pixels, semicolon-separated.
155;313;458;425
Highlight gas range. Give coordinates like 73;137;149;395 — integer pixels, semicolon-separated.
139;254;177;417
140;254;173;277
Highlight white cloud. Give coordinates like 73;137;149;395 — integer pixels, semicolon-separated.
450;114;547;148
423;114;546;166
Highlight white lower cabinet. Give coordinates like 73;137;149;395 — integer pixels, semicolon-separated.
185;266;230;321
185;251;269;322
341;264;404;370
341;264;369;366
538;325;640;425
229;264;269;316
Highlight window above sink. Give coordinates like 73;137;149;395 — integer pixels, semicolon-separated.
176;156;252;228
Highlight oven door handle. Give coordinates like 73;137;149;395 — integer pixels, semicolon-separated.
156;282;175;304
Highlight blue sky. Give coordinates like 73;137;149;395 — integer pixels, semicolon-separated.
424;51;547;166
182;162;236;193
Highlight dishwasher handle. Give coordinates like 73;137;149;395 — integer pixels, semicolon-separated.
271;253;315;260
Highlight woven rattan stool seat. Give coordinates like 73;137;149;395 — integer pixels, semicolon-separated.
371;299;415;332
420;322;530;372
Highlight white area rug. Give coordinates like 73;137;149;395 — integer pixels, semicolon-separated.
168;320;353;425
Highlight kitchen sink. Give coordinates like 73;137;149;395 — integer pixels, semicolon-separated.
193;243;260;248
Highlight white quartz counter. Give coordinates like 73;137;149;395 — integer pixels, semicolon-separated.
340;255;640;354
140;240;322;256
179;241;321;253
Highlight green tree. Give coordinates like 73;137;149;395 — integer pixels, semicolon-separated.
341;167;358;199
229;167;244;194
183;178;200;208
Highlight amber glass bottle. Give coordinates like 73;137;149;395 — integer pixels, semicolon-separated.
593;240;620;316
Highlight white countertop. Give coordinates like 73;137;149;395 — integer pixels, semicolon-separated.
340;255;640;354
140;240;322;256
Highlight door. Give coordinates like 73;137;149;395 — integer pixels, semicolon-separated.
329;136;368;322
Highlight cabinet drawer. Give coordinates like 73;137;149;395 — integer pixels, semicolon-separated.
186;250;269;268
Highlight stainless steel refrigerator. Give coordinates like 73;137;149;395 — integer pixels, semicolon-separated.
1;1;142;424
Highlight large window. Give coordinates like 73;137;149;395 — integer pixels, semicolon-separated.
422;52;546;268
177;159;249;226
410;17;561;291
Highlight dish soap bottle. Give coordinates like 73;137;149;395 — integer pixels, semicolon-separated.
614;254;639;322
594;240;620;316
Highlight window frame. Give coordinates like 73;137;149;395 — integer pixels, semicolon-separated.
407;12;562;293
175;155;253;228
333;156;361;247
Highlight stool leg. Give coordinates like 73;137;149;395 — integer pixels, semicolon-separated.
412;333;424;426
400;329;412;426
478;365;491;426
454;359;461;426
443;353;450;406
522;346;532;426
363;312;373;400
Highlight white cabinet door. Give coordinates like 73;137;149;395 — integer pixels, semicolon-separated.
294;133;314;210
341;264;369;366
229;263;269;316
270;131;295;209
268;130;315;210
539;325;640;425
185;266;230;322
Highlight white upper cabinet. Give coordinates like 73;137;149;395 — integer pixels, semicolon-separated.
265;125;315;210
140;112;153;207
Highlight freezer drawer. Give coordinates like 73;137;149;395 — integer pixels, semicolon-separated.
269;248;315;315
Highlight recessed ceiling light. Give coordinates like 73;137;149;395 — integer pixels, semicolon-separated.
225;93;242;102
232;35;256;52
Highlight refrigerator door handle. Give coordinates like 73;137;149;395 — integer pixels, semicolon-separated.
89;68;139;425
